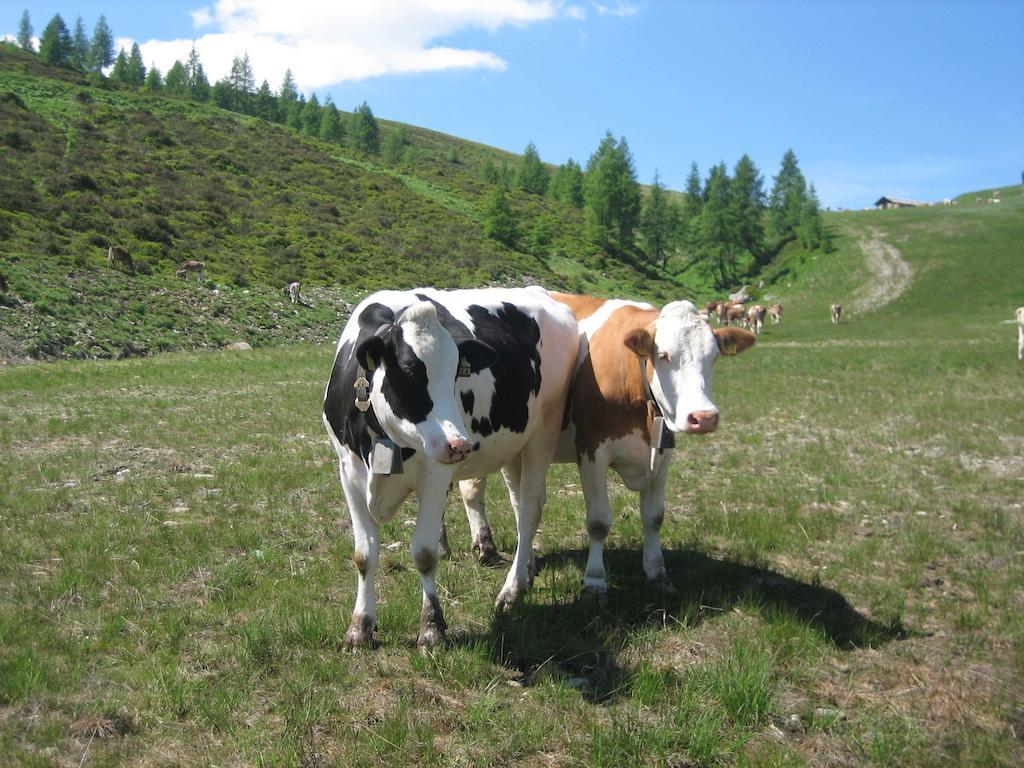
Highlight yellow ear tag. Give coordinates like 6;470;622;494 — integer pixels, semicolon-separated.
457;358;472;378
365;357;376;372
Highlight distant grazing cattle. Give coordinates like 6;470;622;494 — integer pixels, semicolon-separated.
1017;306;1024;361
288;281;301;304
831;304;842;324
176;260;205;282
768;303;783;325
458;294;756;600
107;246;134;274
725;303;747;326
705;300;724;321
323;288;577;646
747;304;766;334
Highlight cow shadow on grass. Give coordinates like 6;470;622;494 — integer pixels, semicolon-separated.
463;546;909;704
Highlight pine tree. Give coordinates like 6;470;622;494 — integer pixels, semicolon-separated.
481;157;499;184
797;183;824;250
71;16;89;70
184;46;210;102
127;43;146;86
349;101;380;154
640;171;675;268
768;149;806;241
39;14;73;67
254;80;277;122
483;186;517;246
285;96;303;131
695;162;739;288
731;154;766;263
228;53;255;113
319;98;344;142
548;158;584;208
516;141;549;195
17;10;34;53
278;69;298;122
300;93;321;135
584;131;641;254
144;66;163;91
679;161;704;258
88;15;114;73
165;60;187;96
111;49;129;83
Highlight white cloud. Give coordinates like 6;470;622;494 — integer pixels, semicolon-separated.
131;0;560;93
564;5;587;20
593;1;639;18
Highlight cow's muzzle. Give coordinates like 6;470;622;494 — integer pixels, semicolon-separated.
441;436;472;464
685;410;719;434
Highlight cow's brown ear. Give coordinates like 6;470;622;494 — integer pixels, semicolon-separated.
624;327;654;358
714;327;756;357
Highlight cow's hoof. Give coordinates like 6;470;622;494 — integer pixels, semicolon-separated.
475;540;502;567
418;595;448;648
648;575;678;596
581;582;609;609
344;614;376;648
494;581;526;612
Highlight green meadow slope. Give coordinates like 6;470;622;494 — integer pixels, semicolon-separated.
0;44;670;360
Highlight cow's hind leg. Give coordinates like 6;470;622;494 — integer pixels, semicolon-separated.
459;477;500;565
495;455;542;610
578;456;613;604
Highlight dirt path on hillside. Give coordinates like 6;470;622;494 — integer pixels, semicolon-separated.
849;227;913;315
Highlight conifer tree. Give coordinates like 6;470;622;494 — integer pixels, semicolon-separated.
731;154;766;263
383;126;408;163
165;60;187;95
481;157;499;184
88;15;114;73
516;141;549;195
680;161;704;257
144;66;163;91
300;93;321;135
695;162;739;288
127;43;146;86
39;14;73;67
278;69;298;122
71;16;88;70
254;80;277;122
584;131;641;254
17;10;34;53
184;46;210;102
228;53;255;113
319;97;344;142
768;149;806;241
548;159;584;208
285;96;303;131
483;186;517;246
640;171;676;268
349;101;380;154
797;183;824;250
111;49;129;83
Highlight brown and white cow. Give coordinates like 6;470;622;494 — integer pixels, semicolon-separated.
747;304;767;335
459;294;755;599
1016;306;1024;361
768;303;783;325
176;260;205;282
107;246;134;274
831;303;842;324
724;302;747;326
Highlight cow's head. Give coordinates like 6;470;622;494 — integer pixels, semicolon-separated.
355;302;497;464
624;300;755;435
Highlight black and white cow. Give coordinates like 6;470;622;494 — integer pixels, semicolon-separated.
323;288;578;647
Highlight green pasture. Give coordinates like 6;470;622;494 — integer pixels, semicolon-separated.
2;192;1023;766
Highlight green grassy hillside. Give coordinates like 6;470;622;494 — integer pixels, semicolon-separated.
0;43;673;360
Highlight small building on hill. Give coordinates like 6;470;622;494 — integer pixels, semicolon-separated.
874;196;929;209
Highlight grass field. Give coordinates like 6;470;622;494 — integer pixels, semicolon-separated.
1;192;1023;766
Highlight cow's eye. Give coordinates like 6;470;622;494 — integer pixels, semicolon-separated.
657;351;670;362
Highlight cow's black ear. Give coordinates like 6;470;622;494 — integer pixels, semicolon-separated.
457;339;498;374
356;334;387;372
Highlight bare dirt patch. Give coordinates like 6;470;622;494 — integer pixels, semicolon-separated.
850;228;913;315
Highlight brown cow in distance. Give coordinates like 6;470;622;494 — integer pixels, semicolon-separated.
107;246;134;274
176;260;205;282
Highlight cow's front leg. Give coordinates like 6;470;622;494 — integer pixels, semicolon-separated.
640;458;675;594
344;493;380;651
578;455;613;603
414;471;455;647
459;477;500;565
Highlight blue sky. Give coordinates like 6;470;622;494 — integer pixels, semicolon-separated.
5;1;1022;210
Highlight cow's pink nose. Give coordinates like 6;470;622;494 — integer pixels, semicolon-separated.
686;410;719;434
444;437;471;463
